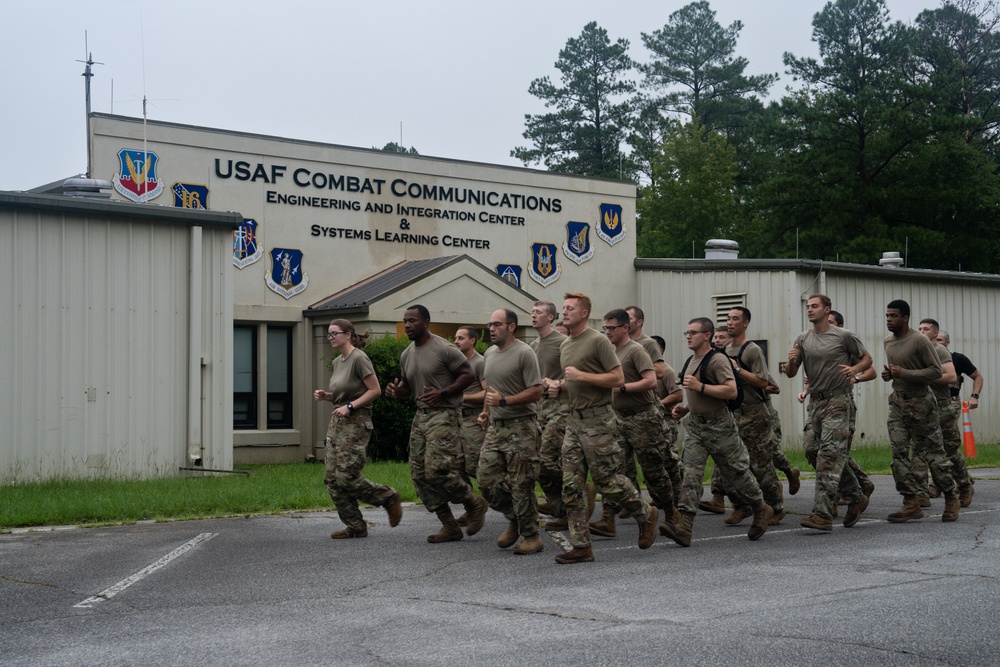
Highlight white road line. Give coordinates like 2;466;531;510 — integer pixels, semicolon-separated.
74;532;217;609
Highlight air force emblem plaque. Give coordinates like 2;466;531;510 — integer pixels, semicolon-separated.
112;148;163;203
173;182;209;209
265;248;309;299
597;203;625;246
562;222;594;265
496;264;522;288
528;243;561;288
233;218;263;269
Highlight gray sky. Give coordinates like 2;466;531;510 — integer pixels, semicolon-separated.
1;0;941;191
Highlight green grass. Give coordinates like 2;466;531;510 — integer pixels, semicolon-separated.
2;445;998;530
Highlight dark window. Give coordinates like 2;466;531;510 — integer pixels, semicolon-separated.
233;325;257;429
266;327;293;428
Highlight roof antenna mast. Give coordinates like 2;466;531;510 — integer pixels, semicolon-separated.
78;31;103;178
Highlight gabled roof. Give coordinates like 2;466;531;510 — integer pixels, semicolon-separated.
305;254;536;318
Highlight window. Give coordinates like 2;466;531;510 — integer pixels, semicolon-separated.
232;324;294;430
714;293;747;330
233;325;257;429
266;327;293;428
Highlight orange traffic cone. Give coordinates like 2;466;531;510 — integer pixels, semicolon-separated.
962;401;977;458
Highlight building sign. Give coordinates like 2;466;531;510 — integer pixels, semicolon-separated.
173;182;209;209
112;148;163;203
233;218;263;269
528;243;561;287
264;248;309;299
597;203;625;246
496;264;522;288
562;222;594;265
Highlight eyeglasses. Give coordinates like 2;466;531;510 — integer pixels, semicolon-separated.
602;325;627;332
327;331;349;339
683;330;707;337
488;321;513;328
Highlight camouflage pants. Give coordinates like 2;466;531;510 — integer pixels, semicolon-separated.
324;411;394;532
803;394;861;518
408;408;474;513
912;401;972;493
731;403;783;512
606;407;675;511
459;409;486;482
478;417;541;538
661;412;684;505
679;410;762;515
537;399;570;517
803;395;870;496
766;401;794;473
888;392;956;497
562;407;649;548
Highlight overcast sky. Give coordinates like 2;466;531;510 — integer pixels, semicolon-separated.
1;0;942;191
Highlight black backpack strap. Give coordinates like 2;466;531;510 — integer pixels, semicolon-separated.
735;341;767;401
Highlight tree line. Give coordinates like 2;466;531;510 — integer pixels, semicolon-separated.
512;0;1000;273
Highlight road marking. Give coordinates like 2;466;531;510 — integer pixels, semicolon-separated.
74;532;217;608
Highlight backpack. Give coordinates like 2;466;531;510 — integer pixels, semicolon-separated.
732;341;768;403
680;347;744;412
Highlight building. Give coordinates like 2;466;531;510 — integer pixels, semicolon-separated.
636;256;998;446
0;188;240;481
86;114;637;464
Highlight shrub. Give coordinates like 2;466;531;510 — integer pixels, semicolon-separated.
362;335;416;461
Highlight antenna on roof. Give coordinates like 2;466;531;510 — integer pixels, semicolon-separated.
77;31;104;178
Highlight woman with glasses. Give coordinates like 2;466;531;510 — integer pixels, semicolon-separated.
314;319;403;538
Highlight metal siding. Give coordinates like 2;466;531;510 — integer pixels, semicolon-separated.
639;265;999;450
1;205;233;481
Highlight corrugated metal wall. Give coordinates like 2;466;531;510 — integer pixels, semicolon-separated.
1;202;233;481
638;265;997;448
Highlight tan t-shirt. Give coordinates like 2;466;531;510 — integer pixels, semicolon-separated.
883;329;943;394
793;326;867;394
399;334;469;409
633;334;664;365
559;327;621;410
461;351;485;409
532;329;568;404
328;349;376;405
658;363;682;401
483;339;542;420
726;340;768;406
613;340;656;411
683;350;733;415
929;343;953;403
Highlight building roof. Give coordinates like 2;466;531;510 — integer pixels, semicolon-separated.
306;256;461;314
634;257;1000;285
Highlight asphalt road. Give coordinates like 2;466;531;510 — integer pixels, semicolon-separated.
3;471;1000;667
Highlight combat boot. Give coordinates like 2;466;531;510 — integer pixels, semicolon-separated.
589;505;617;538
637;505;658;549
862;479;876;498
554;545;595;564
785;467;801;496
660;496;683;535
917;495;932;508
497;520;519;548
462;495;489;536
748;501;773;541
768;508;785;525
960;484;975;508
384;490;403;527
928;484;941;498
887;496;925;523
331;525;368;539
427;507;464;543
800;513;833;531
843;494;869;528
585;482;597;520
667;512;695;547
724;505;753;526
513;534;544;555
455;512;468;527
544;515;569;531
942;490;960;522
698;493;726;514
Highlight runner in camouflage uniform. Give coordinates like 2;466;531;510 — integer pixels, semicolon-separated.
315;319;402;539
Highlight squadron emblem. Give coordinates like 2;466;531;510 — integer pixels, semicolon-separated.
596;203;625;246
528;243;561;288
562;222;594;265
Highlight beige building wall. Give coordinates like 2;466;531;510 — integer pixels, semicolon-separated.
89;114;638;462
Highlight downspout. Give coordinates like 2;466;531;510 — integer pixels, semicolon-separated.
188;225;203;465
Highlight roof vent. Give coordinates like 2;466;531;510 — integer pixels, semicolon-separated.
878;251;904;268
705;239;739;260
62;177;113;199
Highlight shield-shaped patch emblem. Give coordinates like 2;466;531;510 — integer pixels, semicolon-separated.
112;148;164;203
597;203;625;246
233;218;263;269
562;222;594;265
528;243;561;287
265;248;309;299
496;264;522;288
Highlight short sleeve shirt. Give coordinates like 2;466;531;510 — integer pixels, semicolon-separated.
684;350;733;415
559;327;621;410
613;340;657;411
884;329;943;394
951;352;978;397
726;341;768;406
634;334;664;365
461;351;485;409
658;363;681;401
328;349;376;405
483;340;542;420
399;334;469;409
930;344;953;403
793;326;867;394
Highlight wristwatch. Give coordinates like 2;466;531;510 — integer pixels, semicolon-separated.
853;373;862;383
734;366;742;374
347;402;355;413
499;396;507;407
971;393;980;399
620;385;627;393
